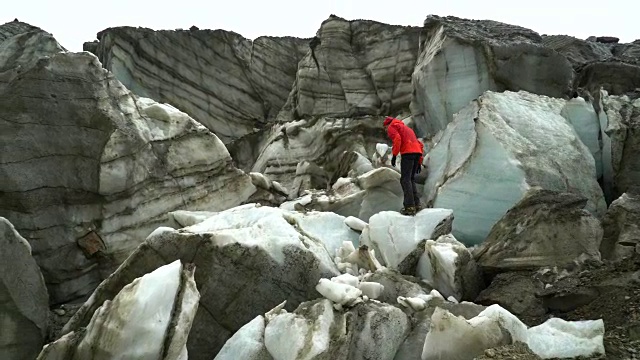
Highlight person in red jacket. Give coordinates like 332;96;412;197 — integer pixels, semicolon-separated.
383;116;424;215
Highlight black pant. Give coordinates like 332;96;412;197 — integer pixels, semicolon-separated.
400;153;421;208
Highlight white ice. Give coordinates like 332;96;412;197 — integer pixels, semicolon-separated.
331;273;360;288
73;260;183;360
146;226;175;239
397;296;427;311
422;306;507;360
360;209;453;268
358;282;384;300
560;97;603;178
357;168;400;190
416;235;467;299
288;211;360;255
344;216;367;232
527;318;605;359
214;316;270;360
411;30;496;137
264;299;334;360
184;205;336;269
376;143;389;157
316;278;362;306
422;304;605;360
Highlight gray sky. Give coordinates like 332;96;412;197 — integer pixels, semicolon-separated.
3;0;638;52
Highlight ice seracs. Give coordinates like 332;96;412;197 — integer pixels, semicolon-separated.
0;28;257;303
424;90;606;245
410;15;574;137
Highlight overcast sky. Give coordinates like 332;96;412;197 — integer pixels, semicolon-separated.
3;0;638;52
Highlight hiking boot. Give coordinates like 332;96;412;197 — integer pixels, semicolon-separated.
400;206;416;216
415;204;423;213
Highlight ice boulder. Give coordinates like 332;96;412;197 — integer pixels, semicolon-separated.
61;204;340;360
262;299;410;360
424;90;606;245
422;304;604;360
214;316;272;360
363;269;433;305
410;15;574;137
286;210;360;254
395;298;486;360
0;218;49;360
37;260;199;360
360;209;454;272
421;306;511;360
526;317;605;359
372;142;400;170
265;300;337;360
344;216;367;232
355;168;404;220
416;234;484;301
475;188;603;272
316;278;362;306
246;172;290;206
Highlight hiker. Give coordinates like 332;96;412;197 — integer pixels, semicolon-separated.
383;116;424;215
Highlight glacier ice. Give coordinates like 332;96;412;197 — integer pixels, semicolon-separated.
0;217;48;360
264;299;334;360
169;210;218;227
527;317;605;358
358;282;384;300
214;316;271;360
39;260;199;360
412;31;496;138
73;260;184;359
185;205;339;268
410;18;573;138
422;306;508;360
561;96;603;178
417;234;483;301
360;209;453;269
344;216;367;232
424;91;606;245
331;273;360;288
417;238;459;298
421;304;605;360
287;210;360;254
316;278;362;306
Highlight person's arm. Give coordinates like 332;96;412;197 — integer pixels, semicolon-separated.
387;126;402;156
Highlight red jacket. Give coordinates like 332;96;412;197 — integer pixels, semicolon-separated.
385;118;424;160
